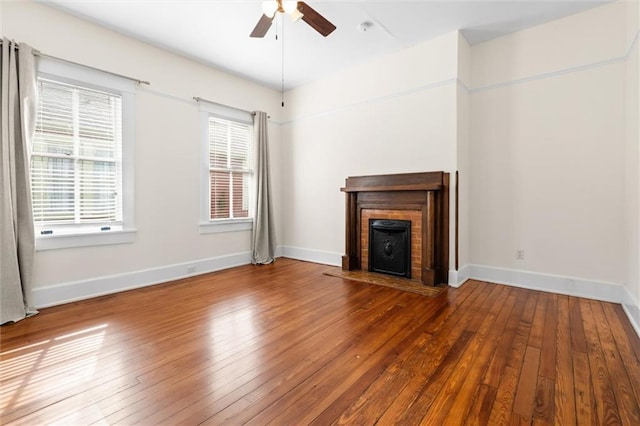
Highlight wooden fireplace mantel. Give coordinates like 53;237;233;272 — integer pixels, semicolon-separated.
341;171;449;286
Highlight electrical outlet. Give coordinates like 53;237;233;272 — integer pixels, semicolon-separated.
187;266;196;274
516;250;525;260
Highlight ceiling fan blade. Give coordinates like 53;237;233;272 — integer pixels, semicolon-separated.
250;14;274;38
297;2;336;37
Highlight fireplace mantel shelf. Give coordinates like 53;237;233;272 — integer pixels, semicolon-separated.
341;183;443;193
341;171;450;286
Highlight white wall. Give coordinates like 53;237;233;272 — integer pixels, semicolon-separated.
469;1;629;287
3;1;283;306
280;31;461;268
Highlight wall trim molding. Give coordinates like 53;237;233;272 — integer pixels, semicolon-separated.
33;251;254;308
284;30;640;127
471;54;628;94
283;78;457;126
469;29;639;94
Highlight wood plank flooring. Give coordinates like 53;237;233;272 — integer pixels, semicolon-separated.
1;258;639;425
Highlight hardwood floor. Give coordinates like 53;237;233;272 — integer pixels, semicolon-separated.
1;258;639;425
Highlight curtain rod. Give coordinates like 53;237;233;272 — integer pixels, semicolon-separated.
1;39;150;86
35;51;150;86
193;96;270;118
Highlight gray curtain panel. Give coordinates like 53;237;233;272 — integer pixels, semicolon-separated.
0;39;38;324
251;111;276;264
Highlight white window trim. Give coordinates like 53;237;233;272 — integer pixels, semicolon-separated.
198;101;255;234
34;58;136;250
199;218;253;234
36;230;137;251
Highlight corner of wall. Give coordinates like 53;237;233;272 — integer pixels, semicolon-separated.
457;31;472;89
455;32;471;272
622;285;640;337
449;264;472;288
624;0;640;327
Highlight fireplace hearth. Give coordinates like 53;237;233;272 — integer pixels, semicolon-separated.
369;219;411;278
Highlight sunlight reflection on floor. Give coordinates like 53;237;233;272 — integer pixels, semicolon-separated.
0;324;108;419
207;303;262;391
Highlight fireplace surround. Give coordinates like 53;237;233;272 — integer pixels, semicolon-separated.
341;172;450;286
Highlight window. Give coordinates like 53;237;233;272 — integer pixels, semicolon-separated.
199;102;254;233
208;117;253;220
32;59;135;250
32;79;123;225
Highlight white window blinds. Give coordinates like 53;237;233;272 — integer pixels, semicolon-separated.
32;78;123;225
208;116;253;220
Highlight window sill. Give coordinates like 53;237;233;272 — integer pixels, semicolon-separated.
35;229;137;251
199;219;253;234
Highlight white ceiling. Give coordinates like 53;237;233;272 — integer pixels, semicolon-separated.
43;0;611;90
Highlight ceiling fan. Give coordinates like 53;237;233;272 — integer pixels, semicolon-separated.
250;1;337;38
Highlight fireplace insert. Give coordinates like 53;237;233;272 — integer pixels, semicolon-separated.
368;219;411;278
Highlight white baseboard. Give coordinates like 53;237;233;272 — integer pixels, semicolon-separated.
449;264;472;288
279;246;342;266
448;270;458;287
464;264;623;303
33;251;253;308
452;263;640;337
621;286;640;337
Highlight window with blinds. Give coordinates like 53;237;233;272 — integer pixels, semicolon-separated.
31;78;123;228
208;116;253;220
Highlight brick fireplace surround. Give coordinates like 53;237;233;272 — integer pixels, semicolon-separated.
341;172;450;286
